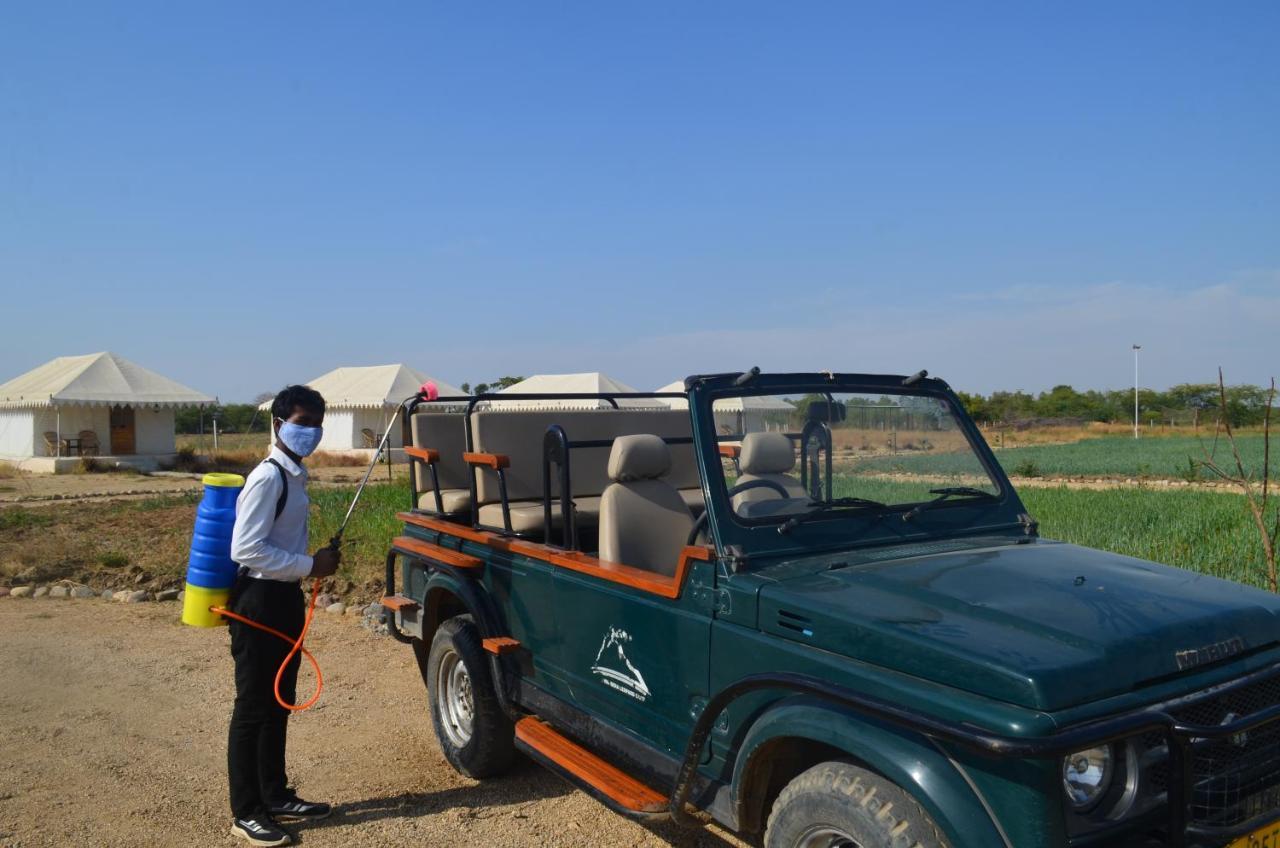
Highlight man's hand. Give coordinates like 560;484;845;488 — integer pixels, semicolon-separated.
309;546;341;578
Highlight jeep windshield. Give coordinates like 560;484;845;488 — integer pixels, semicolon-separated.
712;389;1002;526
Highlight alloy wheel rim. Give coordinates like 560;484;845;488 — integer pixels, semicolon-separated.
435;649;475;748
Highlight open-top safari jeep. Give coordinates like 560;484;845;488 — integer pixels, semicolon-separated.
381;370;1280;848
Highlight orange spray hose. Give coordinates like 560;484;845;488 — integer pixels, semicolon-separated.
210;578;324;712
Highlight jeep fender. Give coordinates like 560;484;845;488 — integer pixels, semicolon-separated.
730;695;1009;848
419;567;503;643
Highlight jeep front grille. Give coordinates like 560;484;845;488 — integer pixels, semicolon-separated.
1145;671;1280;829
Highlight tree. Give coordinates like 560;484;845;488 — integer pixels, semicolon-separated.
1196;370;1278;592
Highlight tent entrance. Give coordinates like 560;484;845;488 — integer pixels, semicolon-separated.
110;407;136;454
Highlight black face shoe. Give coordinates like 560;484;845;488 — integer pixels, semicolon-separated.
230;816;292;847
268;794;332;821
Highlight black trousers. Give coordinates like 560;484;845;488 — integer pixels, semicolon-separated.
227;576;305;819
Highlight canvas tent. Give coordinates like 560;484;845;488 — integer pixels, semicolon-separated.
492;373;665;409
655;380;795;434
0;351;214;472
259;364;464;457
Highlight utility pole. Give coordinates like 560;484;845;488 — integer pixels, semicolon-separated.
1132;344;1142;440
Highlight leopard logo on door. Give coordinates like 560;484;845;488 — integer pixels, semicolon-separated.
590;627;650;702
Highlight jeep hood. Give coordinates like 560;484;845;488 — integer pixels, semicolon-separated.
758;541;1280;711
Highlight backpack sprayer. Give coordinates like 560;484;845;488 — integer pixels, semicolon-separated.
180;382;440;711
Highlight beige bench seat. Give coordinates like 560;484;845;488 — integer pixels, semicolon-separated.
469;409;701;537
478;496;604;534
417;488;472;514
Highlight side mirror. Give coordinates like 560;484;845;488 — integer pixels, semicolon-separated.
806;400;847;423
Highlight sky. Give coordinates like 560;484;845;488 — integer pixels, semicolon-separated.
1;2;1277;402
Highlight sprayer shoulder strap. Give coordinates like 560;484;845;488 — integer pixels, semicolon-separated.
264;458;288;521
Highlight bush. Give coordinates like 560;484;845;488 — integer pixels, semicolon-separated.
1012;459;1043;478
98;552;129;569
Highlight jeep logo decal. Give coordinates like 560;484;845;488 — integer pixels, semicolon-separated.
1175;637;1245;670
590;627;651;701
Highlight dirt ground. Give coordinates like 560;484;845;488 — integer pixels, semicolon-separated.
0;599;746;848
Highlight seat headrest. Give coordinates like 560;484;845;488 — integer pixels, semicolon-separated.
739;432;795;475
608;434;671;482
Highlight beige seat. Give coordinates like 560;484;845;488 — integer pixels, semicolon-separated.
599;435;695;576
470;409;699;536
732;432;806;513
410;412;472;515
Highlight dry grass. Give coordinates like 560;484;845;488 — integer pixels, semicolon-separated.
981;421;1270;449
0;461;22;479
308;450;376;468
0;496;195;589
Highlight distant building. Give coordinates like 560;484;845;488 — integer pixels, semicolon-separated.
259;364;464;460
0;351;215;472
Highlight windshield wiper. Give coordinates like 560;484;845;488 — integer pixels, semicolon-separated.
777;497;889;535
901;487;997;522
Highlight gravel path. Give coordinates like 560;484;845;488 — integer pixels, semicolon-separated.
0;600;745;848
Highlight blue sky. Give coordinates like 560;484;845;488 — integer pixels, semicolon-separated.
2;2;1277;401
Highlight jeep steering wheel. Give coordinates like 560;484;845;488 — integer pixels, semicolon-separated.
685;479;795;546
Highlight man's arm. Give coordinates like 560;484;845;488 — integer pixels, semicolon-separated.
230;470;314;581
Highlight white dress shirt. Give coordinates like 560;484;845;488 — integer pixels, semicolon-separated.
230;447;314;582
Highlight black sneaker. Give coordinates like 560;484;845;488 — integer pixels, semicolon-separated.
230;816;292;847
268;794;332;821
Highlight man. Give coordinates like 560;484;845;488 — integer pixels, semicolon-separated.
227;384;340;847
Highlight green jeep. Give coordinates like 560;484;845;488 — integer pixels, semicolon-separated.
381;370;1280;848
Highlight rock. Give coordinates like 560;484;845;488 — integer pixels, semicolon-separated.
0;587;9;597
177;590;185;602
121;590;149;603
48;586;69;599
133;572;150;585
71;586;96;599
315;593;338;609
9;586;32;598
102;588;117;599
32;586;50;598
324;602;346;615
155;589;180;602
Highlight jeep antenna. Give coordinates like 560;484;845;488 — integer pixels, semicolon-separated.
902;370;928;386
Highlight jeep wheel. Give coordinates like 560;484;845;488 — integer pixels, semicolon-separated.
764;761;949;848
424;615;515;778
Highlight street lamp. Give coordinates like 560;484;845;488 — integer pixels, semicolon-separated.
1132;345;1141;440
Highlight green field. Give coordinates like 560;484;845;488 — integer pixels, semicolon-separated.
854;434;1272;481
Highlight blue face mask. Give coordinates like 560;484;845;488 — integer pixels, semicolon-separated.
276;419;323;457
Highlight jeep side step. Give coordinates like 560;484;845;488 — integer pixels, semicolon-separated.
514;717;670;821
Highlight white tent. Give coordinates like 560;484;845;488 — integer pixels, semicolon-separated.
491;373;665;409
0;351;214;471
655;380;795;434
259;364;465;454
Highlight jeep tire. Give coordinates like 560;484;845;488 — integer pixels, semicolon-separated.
764;760;950;848
423;615;515;779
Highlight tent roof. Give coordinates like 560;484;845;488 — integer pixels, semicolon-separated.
491;372;664;409
654;380;795;411
257;364;465;410
0;352;215;409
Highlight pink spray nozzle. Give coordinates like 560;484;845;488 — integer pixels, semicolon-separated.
420;380;439;401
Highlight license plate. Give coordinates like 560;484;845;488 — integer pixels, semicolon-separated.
1229;821;1280;848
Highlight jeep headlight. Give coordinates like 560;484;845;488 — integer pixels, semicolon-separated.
1063;745;1114;810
